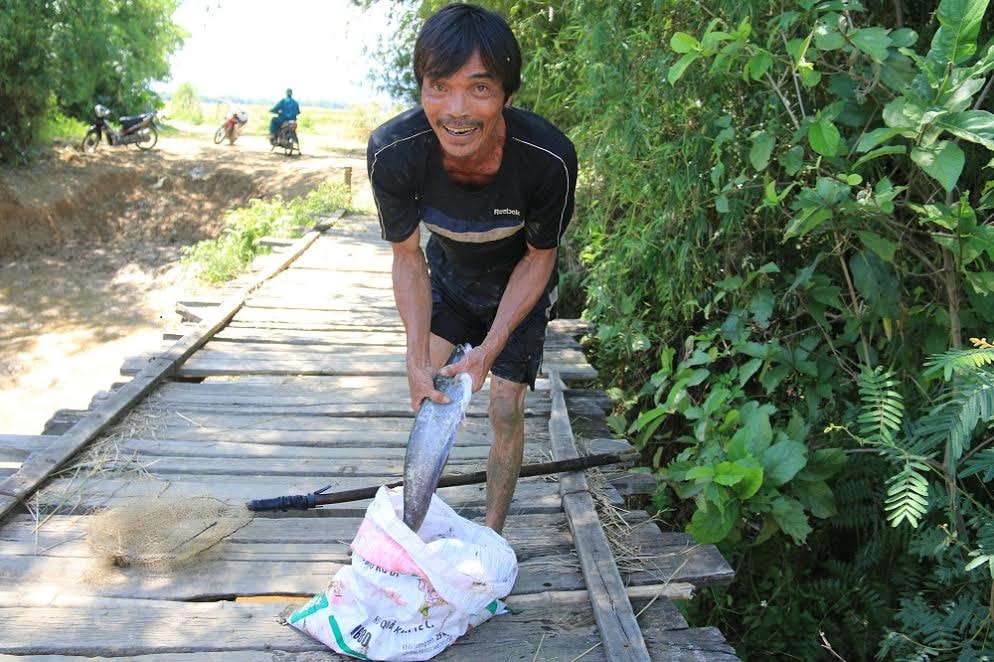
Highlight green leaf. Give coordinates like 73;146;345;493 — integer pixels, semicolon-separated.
849;249;902;317
882;98;923;130
850;27;893;63
686;465;715;482
670;32;700;54
760;440;808;487
935;110;994;151
747;50;773;80
668;52;699;84
715;194;730;213
749;131;775;171
966;271;994;295
857;230;897;262
856;127;904;152
772;496;813;544
798;65;822;87
784;207;832;240
779;145;805;175
911;141;965;193
853;145;906;170
688;500;740;543
813;24;845;51
717;461;764;499
798;448;847;480
890;28;918;48
749;289;775;327
927;0;992;65
808;118;841;156
792;479;838;518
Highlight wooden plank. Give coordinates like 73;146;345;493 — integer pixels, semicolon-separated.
162;326;584;350
120;350;594;380
0;551;693;602
0;217;342;523
0;435;58;461
0;513;716;586
64;437;542;462
547;369;651;662
0;592;720;660
162;327;407;346
29;476;565;516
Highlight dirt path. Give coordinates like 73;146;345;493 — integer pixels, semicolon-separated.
0;129;372;435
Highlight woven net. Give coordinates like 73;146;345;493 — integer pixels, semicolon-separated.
86;496;252;572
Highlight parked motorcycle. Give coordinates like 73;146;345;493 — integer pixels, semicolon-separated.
213;109;249;145
271;119;300;156
81;104;158;153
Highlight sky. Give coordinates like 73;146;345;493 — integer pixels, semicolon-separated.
156;0;397;106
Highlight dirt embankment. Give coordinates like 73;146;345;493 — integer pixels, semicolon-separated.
0;132;369;435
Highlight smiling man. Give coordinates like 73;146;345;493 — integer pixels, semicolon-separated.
367;3;577;534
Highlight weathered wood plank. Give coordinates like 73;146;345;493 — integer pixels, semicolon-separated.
30;476;565;516
162;326;584;351
120;350;595;380
0;592;723;660
0;549;699;602
548;369;651;662
0;435;58;461
59;437;544;462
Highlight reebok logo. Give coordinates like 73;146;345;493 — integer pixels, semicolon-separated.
493;208;521;216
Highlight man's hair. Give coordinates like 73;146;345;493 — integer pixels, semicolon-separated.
413;3;521;100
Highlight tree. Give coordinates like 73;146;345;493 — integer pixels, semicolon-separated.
0;0;185;162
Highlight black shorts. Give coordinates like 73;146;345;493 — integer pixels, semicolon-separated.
430;276;554;389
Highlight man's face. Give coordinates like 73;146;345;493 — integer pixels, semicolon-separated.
421;51;507;162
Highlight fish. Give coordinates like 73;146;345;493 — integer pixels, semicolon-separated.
402;343;474;532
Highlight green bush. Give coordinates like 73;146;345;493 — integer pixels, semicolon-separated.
183;182;352;283
368;0;994;656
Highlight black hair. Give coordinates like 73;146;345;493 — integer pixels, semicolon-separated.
413;3;521;100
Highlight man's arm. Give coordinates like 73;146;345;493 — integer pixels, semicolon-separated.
391;228;448;411
440;242;557;391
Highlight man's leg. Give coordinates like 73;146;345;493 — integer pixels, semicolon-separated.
485;376;527;533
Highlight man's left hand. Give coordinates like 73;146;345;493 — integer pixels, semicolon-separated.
439;344;497;393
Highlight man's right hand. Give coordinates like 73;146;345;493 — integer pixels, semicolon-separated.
407;362;450;413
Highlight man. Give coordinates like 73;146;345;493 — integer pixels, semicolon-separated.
269;88;300;144
367;3;577;534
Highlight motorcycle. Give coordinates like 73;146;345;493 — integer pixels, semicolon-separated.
271;119;300;156
81;104;158;153
213;109;248;145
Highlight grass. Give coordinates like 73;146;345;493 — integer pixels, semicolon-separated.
182;181;353;283
38;112;90;145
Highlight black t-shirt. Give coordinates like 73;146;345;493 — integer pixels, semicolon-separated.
367;106;577;309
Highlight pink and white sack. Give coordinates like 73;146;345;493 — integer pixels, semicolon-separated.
287;485;518;661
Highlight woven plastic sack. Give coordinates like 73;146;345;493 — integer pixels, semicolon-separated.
287;485;518;661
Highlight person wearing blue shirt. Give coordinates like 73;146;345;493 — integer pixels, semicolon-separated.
269;88;300;144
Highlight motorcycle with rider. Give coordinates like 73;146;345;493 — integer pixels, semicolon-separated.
269;88;301;156
214;106;249;145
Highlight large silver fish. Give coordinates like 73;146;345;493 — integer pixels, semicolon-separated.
402;343;473;532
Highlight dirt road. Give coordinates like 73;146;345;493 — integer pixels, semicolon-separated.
0;129;371;435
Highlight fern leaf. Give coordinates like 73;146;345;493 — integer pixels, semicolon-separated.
857;366;905;445
885;462;930;528
923;346;994;380
959;449;994;481
916;372;994;464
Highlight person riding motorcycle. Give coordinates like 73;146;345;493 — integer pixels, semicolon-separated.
269;88;300;145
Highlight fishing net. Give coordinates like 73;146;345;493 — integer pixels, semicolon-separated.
85;496;252;573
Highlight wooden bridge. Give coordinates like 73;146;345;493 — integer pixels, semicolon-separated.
0;208;737;660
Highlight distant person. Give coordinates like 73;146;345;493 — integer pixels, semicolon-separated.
269;88;300;144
